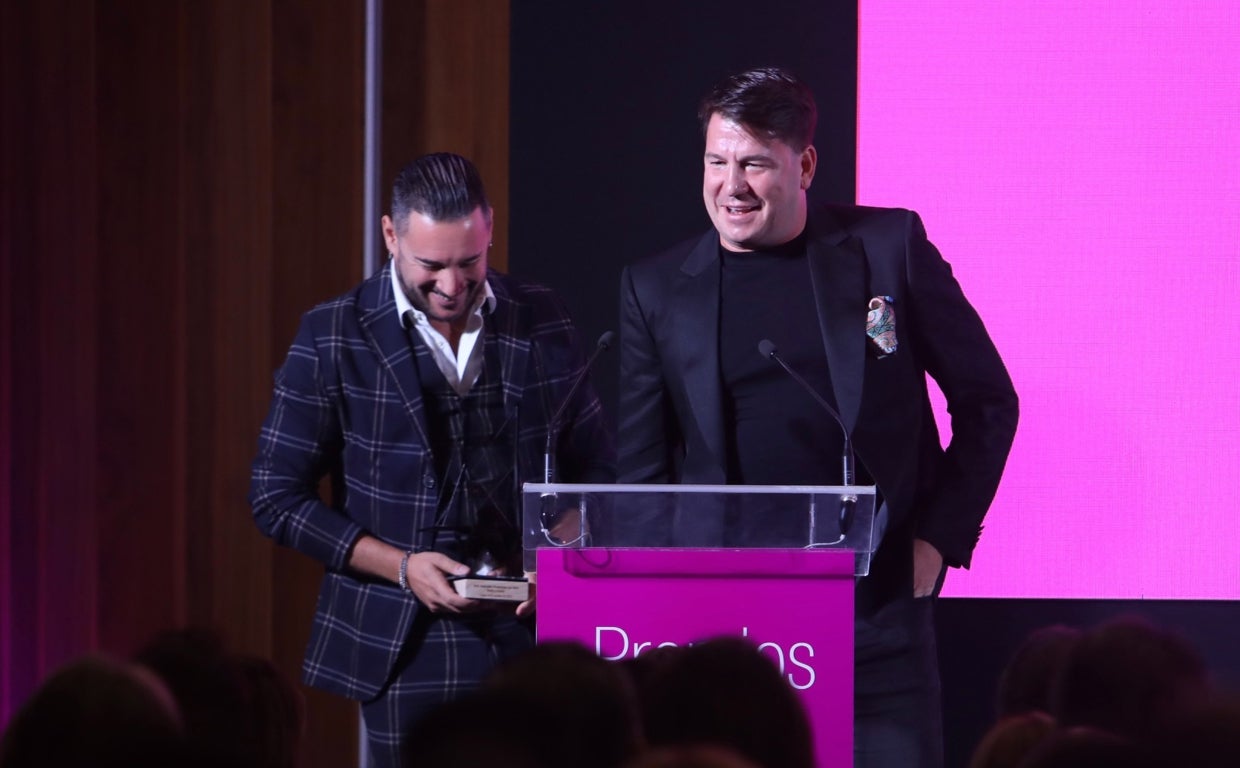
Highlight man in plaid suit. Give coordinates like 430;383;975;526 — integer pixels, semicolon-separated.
249;153;614;767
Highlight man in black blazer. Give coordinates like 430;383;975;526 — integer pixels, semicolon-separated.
618;67;1018;767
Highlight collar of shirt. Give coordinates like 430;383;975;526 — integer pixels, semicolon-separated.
390;260;496;396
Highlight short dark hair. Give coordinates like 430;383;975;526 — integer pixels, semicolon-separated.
390;152;490;231
697;67;817;151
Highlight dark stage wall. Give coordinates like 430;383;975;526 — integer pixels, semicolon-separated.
509;0;859;425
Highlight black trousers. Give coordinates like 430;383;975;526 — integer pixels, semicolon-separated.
854;595;944;768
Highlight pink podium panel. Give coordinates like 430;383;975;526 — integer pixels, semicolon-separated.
537;547;856;768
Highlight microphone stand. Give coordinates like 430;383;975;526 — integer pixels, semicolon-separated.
540;330;615;545
758;339;857;538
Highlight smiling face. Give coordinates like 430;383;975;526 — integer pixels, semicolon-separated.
383;205;492;336
702;113;817;252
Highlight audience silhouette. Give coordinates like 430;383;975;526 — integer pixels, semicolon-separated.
1051;616;1209;742
134;626;307;768
968;711;1056;768
625;744;763;768
0;653;187;768
404;640;642;768
970;615;1234;768
626;636;815;768
5;615;1240;768
1013;726;1156;768
995;624;1081;719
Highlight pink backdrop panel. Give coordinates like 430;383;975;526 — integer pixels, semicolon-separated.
537;547;855;767
859;0;1240;599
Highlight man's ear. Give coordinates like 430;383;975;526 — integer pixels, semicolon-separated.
800;145;818;190
381;214;397;252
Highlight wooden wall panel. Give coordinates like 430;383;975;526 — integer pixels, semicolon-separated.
95;0;189;655
382;0;511;270
0;0;10;710
1;1;510;763
0;0;33;723
0;0;101;724
270;1;367;764
31;0;102;669
179;0;277;653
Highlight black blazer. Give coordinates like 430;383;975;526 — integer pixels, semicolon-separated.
617;204;1018;613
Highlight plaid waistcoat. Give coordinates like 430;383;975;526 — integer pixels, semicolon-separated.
410;325;521;570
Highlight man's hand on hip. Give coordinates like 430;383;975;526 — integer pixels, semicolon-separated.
912;538;944;598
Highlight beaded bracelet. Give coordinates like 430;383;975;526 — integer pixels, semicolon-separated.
397;550;414;592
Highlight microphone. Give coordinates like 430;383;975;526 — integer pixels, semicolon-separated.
543;330;615;485
539;331;613;545
757;339;857;535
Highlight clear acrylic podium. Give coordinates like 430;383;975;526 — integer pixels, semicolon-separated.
523;483;879;768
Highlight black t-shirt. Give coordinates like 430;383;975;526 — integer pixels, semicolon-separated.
718;234;846;485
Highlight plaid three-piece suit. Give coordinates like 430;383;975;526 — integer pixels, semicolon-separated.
249;264;613;709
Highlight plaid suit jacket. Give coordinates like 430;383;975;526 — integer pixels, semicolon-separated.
249;265;614;700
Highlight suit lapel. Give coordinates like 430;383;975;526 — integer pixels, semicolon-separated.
357;264;432;448
806;212;867;435
678;232;727;468
485;275;530;418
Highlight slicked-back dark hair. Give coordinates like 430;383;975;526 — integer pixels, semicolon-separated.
698;67;818;151
390;152;491;232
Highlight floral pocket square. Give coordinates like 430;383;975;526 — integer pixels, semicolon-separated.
866;295;897;356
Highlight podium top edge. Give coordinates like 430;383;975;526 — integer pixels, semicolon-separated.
522;483;877;495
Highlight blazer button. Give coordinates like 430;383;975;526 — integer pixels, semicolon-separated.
422;473;436;489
